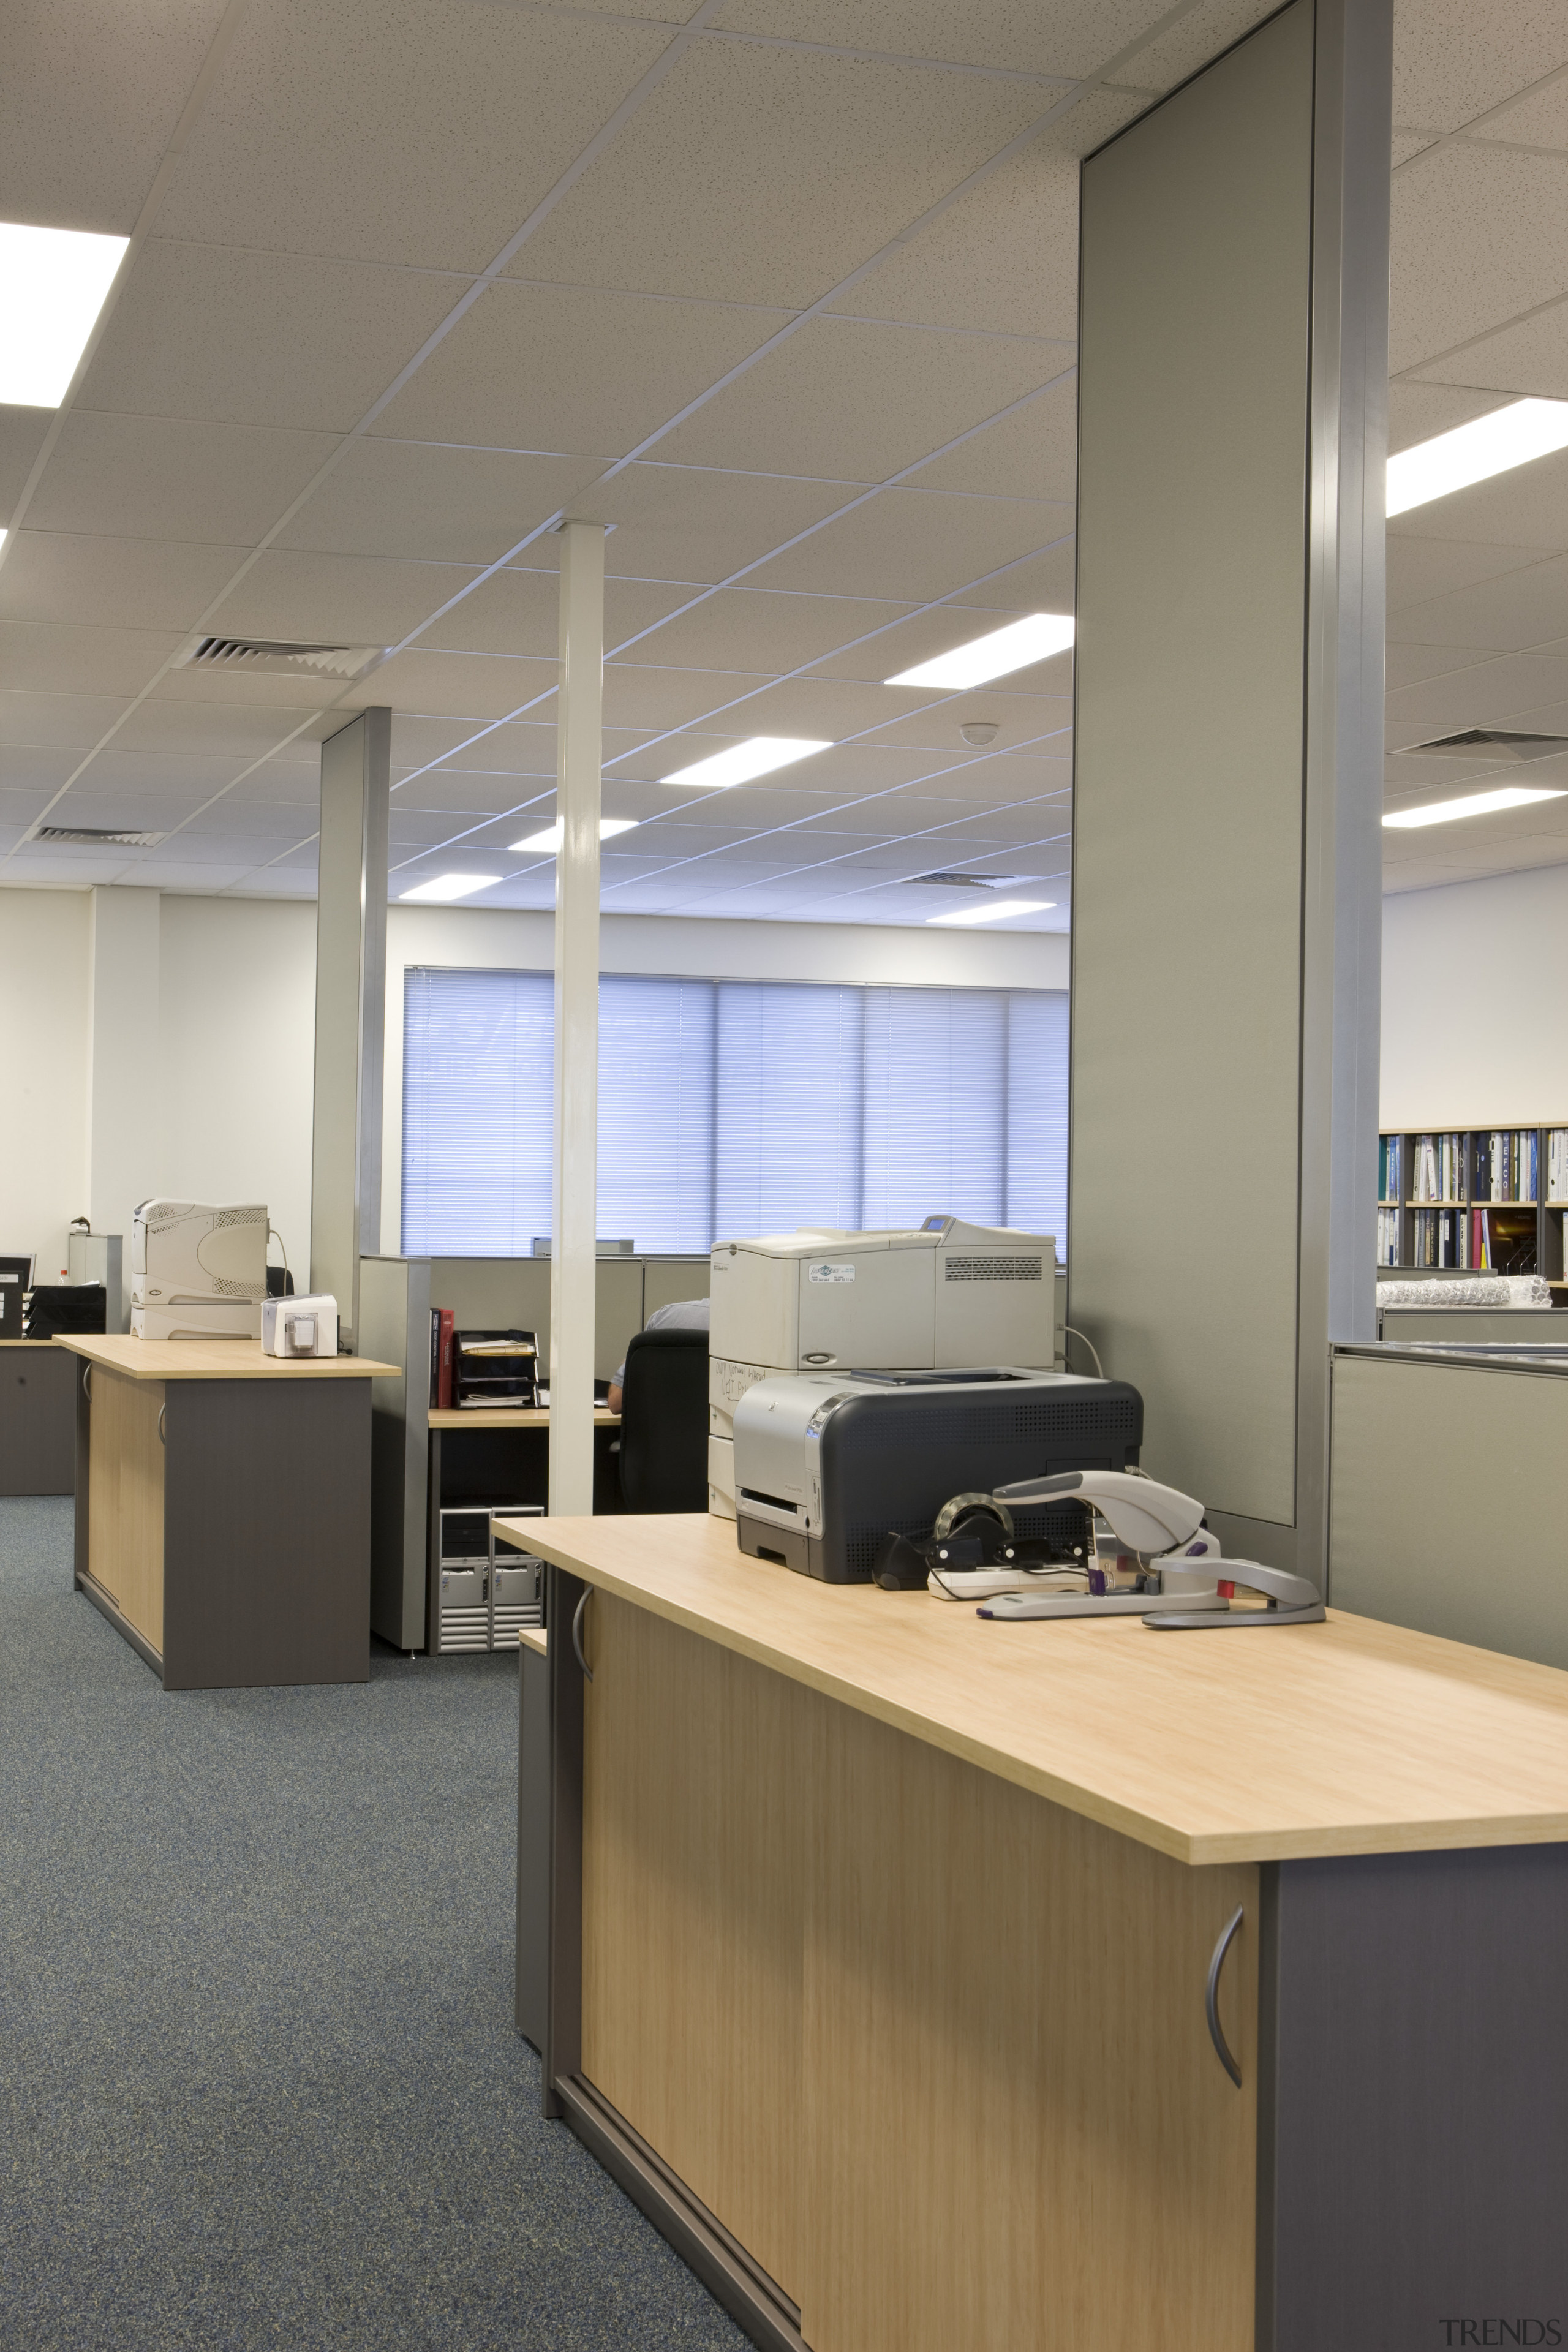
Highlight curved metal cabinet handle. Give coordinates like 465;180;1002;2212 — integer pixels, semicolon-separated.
1206;1905;1244;2087
82;1363;92;1401
157;1404;166;1445
571;1588;594;1683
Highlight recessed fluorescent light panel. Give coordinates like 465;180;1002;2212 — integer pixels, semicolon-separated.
0;222;129;406
510;818;640;853
398;873;500;902
888;613;1075;692
1383;787;1567;830
661;736;832;790
1387;399;1568;517
926;898;1055;925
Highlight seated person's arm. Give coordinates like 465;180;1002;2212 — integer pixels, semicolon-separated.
606;1380;622;1415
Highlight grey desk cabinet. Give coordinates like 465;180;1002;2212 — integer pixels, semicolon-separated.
0;1341;75;1494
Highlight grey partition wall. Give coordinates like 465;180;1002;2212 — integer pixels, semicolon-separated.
359;1253;432;1651
1069;0;1389;1574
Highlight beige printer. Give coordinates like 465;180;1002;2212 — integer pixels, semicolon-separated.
130;1199;268;1341
707;1216;1058;1517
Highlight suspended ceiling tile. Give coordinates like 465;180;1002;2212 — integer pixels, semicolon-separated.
0;622;181;698
81;242;464;440
586;464;866;589
507;37;1048;309
1384;748;1505;788
0;690;130;748
1386;651;1568;735
0;0;230;235
750;486;1061;604
208;550;484;648
1392;0;1568;138
707;0;1177;81
0;745;78;793
1416;300;1568;400
1388;441;1568;550
1385;532;1543;609
394;774;549;817
641;675;905;748
369;281;791;458
604;663;774;731
1392;131;1436;167
910;372;1077;501
0;532;249;633
1116;0;1282;89
654;315;1065;482
856;695;1073;751
68;745;278;797
148;669;345;718
0;409;54;530
809;594;1065;684
391;715;496;769
420;568;694;661
945;535;1077;612
275;440;606;567
350;648;556;722
110;861;259;889
1385;642;1513;688
628;587;916;674
115;699;329;757
1388;557;1568;653
1385;379;1513;453
1389;142;1568;374
27;413;341;546
154;0;671;272
1476;73;1568;149
825;107;1128;341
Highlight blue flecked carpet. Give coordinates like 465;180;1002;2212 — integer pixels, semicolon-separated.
0;1498;744;2351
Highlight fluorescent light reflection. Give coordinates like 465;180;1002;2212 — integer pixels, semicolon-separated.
510;818;639;853
661;736;832;790
888;613;1075;692
1384;786;1566;831
0;222;129;406
926;898;1055;925
1387;399;1568;516
399;873;501;902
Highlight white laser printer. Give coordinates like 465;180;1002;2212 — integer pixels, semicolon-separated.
130;1199;268;1341
707;1217;1058;1518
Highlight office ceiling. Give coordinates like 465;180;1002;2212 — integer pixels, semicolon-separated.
1;0;1566;925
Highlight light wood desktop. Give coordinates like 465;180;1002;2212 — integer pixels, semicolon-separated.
507;1510;1568;2352
60;1334;398;1691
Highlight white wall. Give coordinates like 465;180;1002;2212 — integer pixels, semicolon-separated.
0;890;90;1283
0;884;1069;1288
1381;865;1568;1128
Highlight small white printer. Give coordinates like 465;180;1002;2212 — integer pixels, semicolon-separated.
707;1217;1057;1519
261;1293;339;1357
130;1199;268;1341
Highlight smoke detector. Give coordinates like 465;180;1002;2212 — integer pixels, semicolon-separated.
32;825;166;848
960;722;1000;747
1408;728;1568;761
174;634;382;679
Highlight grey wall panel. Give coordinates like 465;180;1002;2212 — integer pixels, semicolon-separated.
428;1255;708;1381
1330;1351;1568;1668
359;1253;431;1651
1072;5;1314;1524
311;707;390;1346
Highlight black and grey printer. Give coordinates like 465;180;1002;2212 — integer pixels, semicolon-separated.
732;1366;1143;1583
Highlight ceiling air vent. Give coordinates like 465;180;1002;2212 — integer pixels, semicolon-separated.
174;635;381;679
34;825;166;848
910;870;1038;890
1409;728;1568;762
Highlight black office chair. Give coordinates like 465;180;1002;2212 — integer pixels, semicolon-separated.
617;1327;710;1513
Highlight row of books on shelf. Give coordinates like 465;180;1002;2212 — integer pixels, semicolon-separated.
428;1311;540;1408
1377;1204;1536;1272
1382;1128;1565;1205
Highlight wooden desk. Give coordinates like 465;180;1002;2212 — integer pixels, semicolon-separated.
428;1407;620;1428
61;1335;397;1690
0;1339;75;1494
510;1510;1568;2352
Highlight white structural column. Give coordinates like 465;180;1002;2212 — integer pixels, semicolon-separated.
549;522;606;1514
1068;0;1390;1578
85;884;161;1327
310;706;390;1351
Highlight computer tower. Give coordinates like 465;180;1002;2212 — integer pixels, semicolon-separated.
434;1502;546;1653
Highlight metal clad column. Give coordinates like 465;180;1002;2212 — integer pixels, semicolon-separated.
549;523;605;1515
1068;0;1390;1577
310;706;390;1351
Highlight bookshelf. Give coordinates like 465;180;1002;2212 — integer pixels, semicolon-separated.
1377;1127;1568;1281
